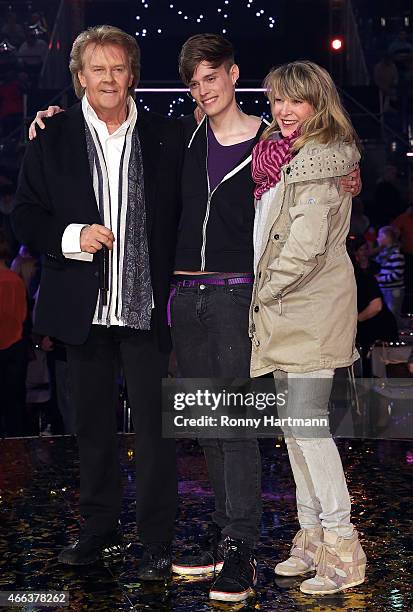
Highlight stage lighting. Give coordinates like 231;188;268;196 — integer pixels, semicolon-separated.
331;37;343;51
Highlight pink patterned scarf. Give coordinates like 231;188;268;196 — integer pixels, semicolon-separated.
252;131;297;200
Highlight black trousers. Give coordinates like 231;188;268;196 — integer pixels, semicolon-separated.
65;325;177;543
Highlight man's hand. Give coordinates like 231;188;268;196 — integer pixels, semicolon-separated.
28;105;64;140
80;224;115;254
340;166;361;196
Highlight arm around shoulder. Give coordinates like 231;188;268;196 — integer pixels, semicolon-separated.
13;136;67;259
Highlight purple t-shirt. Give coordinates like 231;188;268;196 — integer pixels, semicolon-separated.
207;123;255;191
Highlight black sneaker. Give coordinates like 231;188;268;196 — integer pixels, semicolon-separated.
172;523;226;576
209;537;257;603
137;542;172;582
58;528;125;565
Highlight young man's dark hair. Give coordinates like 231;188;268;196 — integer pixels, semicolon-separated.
178;33;235;84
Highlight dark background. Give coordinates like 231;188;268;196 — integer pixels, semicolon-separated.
83;0;328;83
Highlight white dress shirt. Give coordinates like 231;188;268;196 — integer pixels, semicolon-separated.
61;94;137;326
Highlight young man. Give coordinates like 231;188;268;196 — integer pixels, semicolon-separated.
170;34;264;603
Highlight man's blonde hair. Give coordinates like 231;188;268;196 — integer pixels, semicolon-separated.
69;25;140;99
262;60;360;152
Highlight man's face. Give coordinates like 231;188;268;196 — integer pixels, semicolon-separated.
188;61;238;118
78;43;133;118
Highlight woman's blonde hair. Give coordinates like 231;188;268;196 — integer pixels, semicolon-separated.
69;25;140;99
262;60;359;151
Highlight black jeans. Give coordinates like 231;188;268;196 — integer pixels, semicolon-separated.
65;325;177;543
171;282;262;545
0;339;28;437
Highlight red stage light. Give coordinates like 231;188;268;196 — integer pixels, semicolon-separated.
331;38;343;51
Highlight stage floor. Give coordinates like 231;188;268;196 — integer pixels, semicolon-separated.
0;436;412;611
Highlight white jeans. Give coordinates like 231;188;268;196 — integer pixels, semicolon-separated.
274;369;354;538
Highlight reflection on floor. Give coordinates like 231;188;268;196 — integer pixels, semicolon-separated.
0;436;412;611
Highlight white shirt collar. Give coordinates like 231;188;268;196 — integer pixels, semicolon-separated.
81;94;137;137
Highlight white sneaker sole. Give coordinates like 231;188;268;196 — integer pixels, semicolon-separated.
300;577;365;595
275;565;315;577
172;561;223;576
209;586;255;602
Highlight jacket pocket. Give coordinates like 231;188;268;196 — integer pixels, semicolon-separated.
228;285;253;308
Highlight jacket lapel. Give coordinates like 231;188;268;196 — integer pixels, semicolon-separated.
189;115;208;178
62;103;101;222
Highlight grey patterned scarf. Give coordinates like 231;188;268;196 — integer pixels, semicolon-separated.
84;119;152;330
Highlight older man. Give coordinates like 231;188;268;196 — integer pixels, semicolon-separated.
13;26;183;579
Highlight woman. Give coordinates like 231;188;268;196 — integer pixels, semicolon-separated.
348;236;398;375
250;61;366;595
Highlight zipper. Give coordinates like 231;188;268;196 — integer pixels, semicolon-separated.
201;181;218;271
270;271;305;316
277;293;282;315
199;120;257;271
250;322;260;347
201;120;217;271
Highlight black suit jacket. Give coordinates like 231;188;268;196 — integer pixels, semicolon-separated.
13;103;183;350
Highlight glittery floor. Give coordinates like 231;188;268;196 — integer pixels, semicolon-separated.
0;436;412;611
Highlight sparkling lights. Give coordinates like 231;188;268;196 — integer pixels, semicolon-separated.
135;1;276;37
133;2;276;118
134;90;271;119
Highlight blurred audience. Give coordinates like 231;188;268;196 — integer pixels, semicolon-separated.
392;192;413;311
11;244;40;304
350;197;370;236
373;54;398;112
388;29;413;73
372;164;404;227
17;28;47;74
375;225;405;325
0;228;29;437
1;11;24;48
392;192;413;253
0;69;25;137
28;11;48;38
0;181;18;256
348;236;399;375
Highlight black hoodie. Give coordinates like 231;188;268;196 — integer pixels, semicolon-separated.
175;114;267;272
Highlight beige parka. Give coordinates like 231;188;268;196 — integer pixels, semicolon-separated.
250;139;360;376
